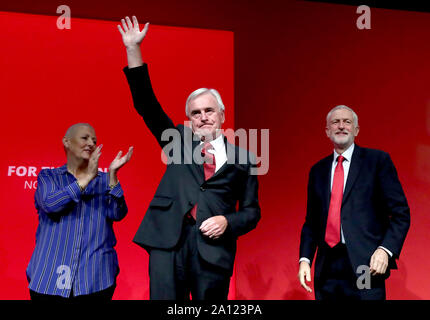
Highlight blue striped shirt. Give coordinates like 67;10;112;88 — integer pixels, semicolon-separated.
26;165;128;297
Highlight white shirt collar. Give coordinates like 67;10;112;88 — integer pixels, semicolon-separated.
201;134;225;152
333;143;355;163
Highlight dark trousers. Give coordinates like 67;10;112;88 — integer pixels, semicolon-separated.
148;216;231;300
29;285;116;301
315;244;386;300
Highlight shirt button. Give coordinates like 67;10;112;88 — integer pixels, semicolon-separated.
200;186;205;192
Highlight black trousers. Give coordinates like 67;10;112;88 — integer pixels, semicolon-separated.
29;284;116;301
148;216;231;300
315;244;386;300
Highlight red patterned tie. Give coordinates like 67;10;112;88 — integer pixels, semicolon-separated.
325;155;344;248
189;142;216;220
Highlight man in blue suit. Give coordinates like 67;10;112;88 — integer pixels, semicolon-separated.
298;105;410;300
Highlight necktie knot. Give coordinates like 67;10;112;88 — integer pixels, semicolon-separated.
337;155;345;164
201;142;214;162
202;142;214;153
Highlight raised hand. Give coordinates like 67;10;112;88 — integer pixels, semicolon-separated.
108;146;134;187
117;16;149;48
109;146;134;172
89;144;103;175
77;144;102;189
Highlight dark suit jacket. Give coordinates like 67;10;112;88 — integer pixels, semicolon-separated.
123;64;261;274
300;145;410;283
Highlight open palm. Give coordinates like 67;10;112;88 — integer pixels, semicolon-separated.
117;16;149;47
109;146;134;172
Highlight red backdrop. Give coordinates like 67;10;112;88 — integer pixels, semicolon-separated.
0;11;234;299
235;2;430;300
1;1;430;301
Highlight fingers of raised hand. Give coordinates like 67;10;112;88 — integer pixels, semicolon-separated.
117;147;133;164
117;24;125;36
91;145;102;160
142;22;149;37
115;150;123;161
125;16;133;29
125;146;134;161
132;16;139;30
121;18;129;32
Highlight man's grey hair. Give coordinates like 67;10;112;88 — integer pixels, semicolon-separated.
326;105;359;127
64;123;95;139
185;88;225;117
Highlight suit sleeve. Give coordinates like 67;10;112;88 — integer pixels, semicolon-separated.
377;152;410;259
224;161;261;238
299;166;319;266
123;64;176;148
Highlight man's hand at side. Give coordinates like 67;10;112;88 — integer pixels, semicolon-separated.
369;248;389;276
298;261;313;293
200;216;228;239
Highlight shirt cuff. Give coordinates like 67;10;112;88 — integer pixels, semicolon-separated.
66;181;82;202
109;182;124;198
378;246;393;258
123;64;147;73
299;257;311;265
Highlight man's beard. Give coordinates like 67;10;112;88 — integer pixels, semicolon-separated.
332;134;352;148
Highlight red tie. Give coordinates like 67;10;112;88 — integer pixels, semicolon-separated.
325;155;344;248
202;142;216;180
189;142;216;220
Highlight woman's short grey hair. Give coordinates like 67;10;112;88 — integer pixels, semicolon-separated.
326;105;359;127
64;123;95;139
185;88;225;117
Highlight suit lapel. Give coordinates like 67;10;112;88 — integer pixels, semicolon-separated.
187;131;205;184
342;145;363;205
322;155;334;215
